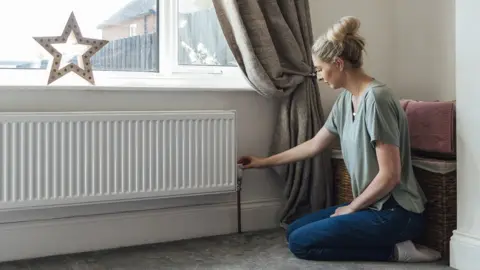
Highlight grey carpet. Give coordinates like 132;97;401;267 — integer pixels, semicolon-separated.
0;229;452;269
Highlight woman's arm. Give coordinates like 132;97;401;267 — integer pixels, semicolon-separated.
261;127;337;167
348;141;401;211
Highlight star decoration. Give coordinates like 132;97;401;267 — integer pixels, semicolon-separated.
33;12;109;85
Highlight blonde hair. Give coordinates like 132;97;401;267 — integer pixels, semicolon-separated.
312;16;366;68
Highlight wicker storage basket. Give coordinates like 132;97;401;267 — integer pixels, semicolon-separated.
331;150;457;258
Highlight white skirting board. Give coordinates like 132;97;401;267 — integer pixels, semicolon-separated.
450;230;480;270
0;198;282;263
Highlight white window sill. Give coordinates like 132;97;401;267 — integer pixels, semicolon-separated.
0;70;255;92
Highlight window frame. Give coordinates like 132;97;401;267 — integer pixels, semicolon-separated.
160;0;240;77
0;0;245;89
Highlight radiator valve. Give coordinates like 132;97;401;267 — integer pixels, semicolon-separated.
236;164;243;191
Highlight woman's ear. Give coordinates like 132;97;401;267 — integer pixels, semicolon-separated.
334;57;344;71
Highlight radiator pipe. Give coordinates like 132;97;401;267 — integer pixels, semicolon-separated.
236;165;243;234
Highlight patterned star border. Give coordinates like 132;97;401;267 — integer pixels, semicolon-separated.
33;12;109;85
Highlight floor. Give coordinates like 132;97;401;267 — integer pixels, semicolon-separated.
0;229;453;270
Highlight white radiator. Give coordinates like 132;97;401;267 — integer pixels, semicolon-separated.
0;111;237;210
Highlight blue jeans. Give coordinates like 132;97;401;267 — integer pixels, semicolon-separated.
286;197;425;261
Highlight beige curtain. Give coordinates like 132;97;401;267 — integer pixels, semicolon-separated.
213;0;333;225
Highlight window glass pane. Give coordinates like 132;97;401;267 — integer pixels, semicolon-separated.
0;0;159;72
178;0;237;67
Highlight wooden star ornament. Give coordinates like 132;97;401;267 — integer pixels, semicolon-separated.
33;12;109;85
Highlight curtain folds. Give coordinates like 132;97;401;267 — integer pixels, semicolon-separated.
213;0;334;224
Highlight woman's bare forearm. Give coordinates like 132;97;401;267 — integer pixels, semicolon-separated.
263;139;318;167
263;127;336;167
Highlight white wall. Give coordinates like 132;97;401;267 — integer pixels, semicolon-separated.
450;0;480;269
0;90;283;223
0;90;281;222
392;0;455;101
0;89;285;261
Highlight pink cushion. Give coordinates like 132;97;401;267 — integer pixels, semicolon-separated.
399;99;410;111
400;99;456;158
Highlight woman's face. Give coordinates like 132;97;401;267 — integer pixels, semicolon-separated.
313;56;345;90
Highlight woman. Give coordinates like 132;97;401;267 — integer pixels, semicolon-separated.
237;16;441;262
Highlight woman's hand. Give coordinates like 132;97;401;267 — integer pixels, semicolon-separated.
330;205;355;217
237;156;268;169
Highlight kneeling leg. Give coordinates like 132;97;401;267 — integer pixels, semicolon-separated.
288;207;424;261
286;203;347;241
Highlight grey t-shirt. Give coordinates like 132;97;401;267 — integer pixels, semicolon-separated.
324;79;427;213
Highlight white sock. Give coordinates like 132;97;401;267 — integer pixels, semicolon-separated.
394;240;442;262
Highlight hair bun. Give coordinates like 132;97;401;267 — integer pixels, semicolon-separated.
326;16;361;43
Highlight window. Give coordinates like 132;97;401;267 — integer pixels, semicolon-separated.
0;0;241;87
129;24;137;37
